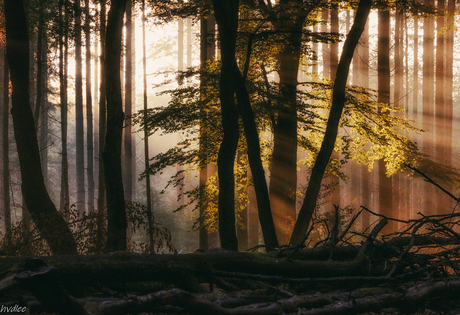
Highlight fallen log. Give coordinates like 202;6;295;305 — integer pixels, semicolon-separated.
0;251;387;292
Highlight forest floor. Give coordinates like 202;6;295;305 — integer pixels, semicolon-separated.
3;208;460;314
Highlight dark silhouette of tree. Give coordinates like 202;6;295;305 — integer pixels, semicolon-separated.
59;0;70;220
2;50;11;246
124;0;134;203
3;0;78;254
213;0;279;250
97;0;107;251
75;0;86;217
290;0;372;245
86;0;95;214
199;13;216;250
212;0;241;251
103;0;128;252
141;0;154;252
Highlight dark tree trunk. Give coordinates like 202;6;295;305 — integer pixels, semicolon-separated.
377;8;393;232
435;0;446;213
443;0;454;210
59;0;70;220
142;0;154;252
103;0;128;252
3;0;78;255
290;0;372;245
86;0;95;214
75;0;86;217
214;0;279;250
97;0;107;251
2;50;10;245
124;0;134;203
212;0;240;251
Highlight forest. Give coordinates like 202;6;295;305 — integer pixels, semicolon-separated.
2;0;460;313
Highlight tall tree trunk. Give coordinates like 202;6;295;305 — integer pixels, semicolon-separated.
2;50;11;246
377;8;393;231
444;0;454;198
212;0;240;251
60;0;70;220
86;0;95;214
422;0;435;215
97;0;107;251
411;14;419;218
142;0;154;252
75;0;86;217
290;0;371;245
435;0;446;213
103;0;128;252
269;0;305;246
393;11;403;223
199;14;215;250
3;0;78;255
329;2;340;210
38;14;48;186
124;0;134;203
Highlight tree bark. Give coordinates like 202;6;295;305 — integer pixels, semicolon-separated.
142;0;154;252
75;0;86;217
86;0;95;214
290;0;372;245
3;0;78;255
124;0;134;203
212;0;240;251
59;0;70;220
2;50;10;245
103;0;128;252
97;0;107;251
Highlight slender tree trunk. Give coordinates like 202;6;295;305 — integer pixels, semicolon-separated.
377;8;393;231
2;50;11;246
141;0;154;252
4;0;78;255
199;14;215;250
423;0;435;215
329;2;340;210
393;11;403;223
97;0;107;251
38;16;48;186
124;0;134;203
75;0;86;217
60;0;70;220
290;0;371;245
435;0;446;213
86;0;95;214
411;14;419;218
103;0;128;252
